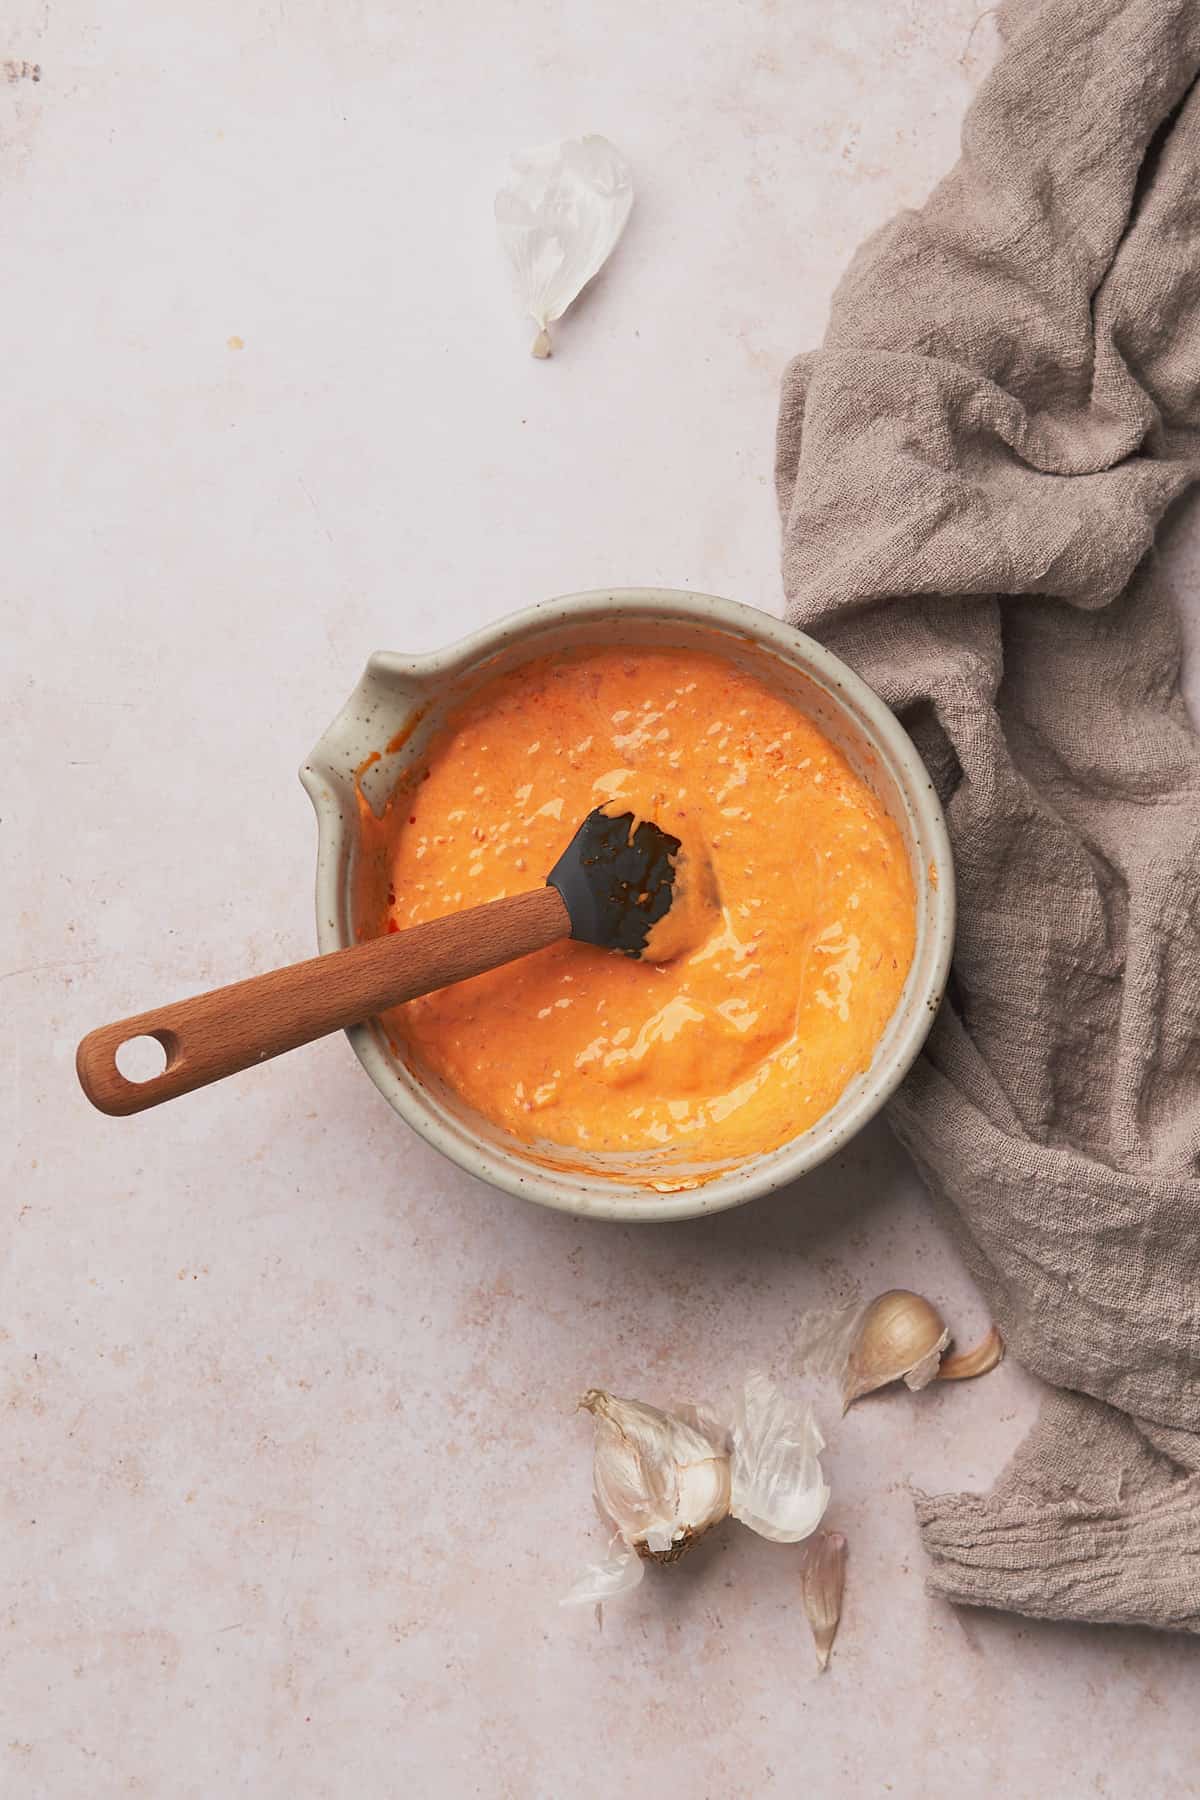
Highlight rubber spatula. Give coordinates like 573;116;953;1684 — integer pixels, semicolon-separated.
76;808;680;1117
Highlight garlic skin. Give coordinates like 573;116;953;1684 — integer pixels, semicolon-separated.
560;1543;645;1609
581;1389;731;1561
495;136;633;357
801;1530;847;1671
841;1290;950;1412
938;1324;1005;1381
729;1372;830;1544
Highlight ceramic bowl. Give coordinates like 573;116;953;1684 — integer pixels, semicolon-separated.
301;589;954;1222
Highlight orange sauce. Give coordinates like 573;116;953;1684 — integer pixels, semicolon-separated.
383;647;916;1181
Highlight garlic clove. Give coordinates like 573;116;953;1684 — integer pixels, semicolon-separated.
728;1372;830;1544
938;1324;1005;1381
581;1389;730;1560
841;1289;950;1412
801;1530;847;1671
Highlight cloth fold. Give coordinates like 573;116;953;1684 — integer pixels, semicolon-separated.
777;0;1200;1631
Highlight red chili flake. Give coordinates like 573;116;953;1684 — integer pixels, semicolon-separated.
387;919;400;934
408;815;417;825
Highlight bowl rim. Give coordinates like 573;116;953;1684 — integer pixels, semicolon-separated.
301;588;955;1223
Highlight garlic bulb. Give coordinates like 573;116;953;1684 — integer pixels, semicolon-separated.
841;1289;950;1412
801;1530;847;1672
563;1377;832;1609
729;1372;830;1544
495;136;633;357
581;1388;730;1561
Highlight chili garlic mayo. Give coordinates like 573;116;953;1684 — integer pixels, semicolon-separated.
384;648;916;1179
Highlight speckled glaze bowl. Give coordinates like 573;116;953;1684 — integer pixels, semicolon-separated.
301;590;954;1222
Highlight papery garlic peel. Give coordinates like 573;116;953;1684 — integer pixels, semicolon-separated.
729;1372;830;1544
938;1324;1005;1381
560;1543;645;1608
801;1530;847;1672
495;135;633;357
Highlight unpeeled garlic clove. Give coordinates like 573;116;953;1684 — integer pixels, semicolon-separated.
841;1289;950;1412
938;1324;1005;1381
580;1388;731;1562
801;1530;847;1671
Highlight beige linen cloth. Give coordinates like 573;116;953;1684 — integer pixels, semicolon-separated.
777;0;1200;1631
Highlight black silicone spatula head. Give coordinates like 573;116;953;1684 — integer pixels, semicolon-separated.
546;808;681;957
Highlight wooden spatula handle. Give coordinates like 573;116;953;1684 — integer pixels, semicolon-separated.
76;885;570;1117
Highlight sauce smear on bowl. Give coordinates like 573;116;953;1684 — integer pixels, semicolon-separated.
383;647;915;1182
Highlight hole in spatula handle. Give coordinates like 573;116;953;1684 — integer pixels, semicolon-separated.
115;1034;173;1082
77;1021;183;1116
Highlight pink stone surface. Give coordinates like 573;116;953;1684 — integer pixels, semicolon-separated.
5;0;1199;1793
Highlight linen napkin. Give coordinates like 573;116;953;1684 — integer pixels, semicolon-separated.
777;0;1200;1631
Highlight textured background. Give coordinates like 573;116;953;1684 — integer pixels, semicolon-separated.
4;1;1199;1793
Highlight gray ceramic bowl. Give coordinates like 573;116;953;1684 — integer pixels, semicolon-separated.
301;590;954;1222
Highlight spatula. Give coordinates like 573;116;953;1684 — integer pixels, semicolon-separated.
76;808;680;1118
